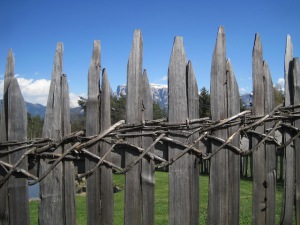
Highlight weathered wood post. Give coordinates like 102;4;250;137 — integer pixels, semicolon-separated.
39;43;64;225
0;49;29;225
61;74;76;224
208;27;240;225
252;33;267;224
141;70;155;225
86;40;101;225
125;29;143;225
168;36;190;225
186;60;200;225
263;61;276;224
226;59;240;225
280;34;295;225
293;57;300;225
100;68;114;225
0;49;12;225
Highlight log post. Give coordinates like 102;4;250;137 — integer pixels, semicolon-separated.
141;70;155;225
0;49;30;225
263;61;276;224
280;34;295;225
252;33;266;224
61;74;76;224
125;29;143;225
39;43;63;225
100;69;114;225
186;60;200;225
208;26;228;225
168;36;190;225
86;40;101;225
226;59;240;225
292;57;300;225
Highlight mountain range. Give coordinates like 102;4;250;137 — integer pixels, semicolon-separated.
0;85;252;120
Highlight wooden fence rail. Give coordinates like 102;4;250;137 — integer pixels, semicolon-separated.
0;27;299;225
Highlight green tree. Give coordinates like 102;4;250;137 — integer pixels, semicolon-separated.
199;87;211;118
27;113;43;139
111;94;126;124
273;84;284;106
153;102;167;120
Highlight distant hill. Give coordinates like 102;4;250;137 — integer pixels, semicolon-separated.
0;100;83;121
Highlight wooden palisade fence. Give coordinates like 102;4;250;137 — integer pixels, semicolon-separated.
0;27;299;225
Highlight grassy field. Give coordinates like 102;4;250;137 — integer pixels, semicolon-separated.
29;171;288;225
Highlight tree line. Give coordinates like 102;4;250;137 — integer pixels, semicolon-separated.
3;85;284;139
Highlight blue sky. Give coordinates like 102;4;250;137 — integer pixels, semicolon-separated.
0;0;299;106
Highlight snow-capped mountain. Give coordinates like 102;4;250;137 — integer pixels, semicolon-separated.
115;83;168;108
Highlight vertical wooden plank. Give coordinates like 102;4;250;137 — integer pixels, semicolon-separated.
39;43;63;225
208;26;228;225
61;74;76;225
280;34;295;225
8;79;29;225
0;49;13;225
186;60;200;225
292;58;300;225
0;49;30;225
252;33;266;225
125;29;143;225
168;36;190;225
263;61;276;225
100;69;114;225
86;40;101;225
226;59;240;225
141;70;155;225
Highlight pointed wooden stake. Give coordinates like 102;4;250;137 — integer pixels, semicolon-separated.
39;42;64;225
100;69;114;225
186;60;200;225
281;35;295;225
293;57;300;225
141;69;155;225
86;40;101;225
62;74;76;225
208;26;228;225
168;36;190;225
252;33;267;225
263;61;276;225
125;29;143;225
226;59;240;225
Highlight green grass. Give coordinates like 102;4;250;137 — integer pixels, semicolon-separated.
29;171;289;224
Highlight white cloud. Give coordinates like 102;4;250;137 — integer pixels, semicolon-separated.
0;77;85;107
69;92;86;108
276;78;285;90
239;88;247;94
159;75;168;82
17;78;51;105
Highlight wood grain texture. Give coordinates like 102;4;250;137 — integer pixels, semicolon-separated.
281;35;295;225
252;33;267;225
292;58;300;225
125;29;143;225
141;70;155;225
61;75;76;225
100;69;114;225
0;49;13;225
186;61;200;225
7;77;29;225
39;42;63;225
0;49;30;225
226;59;240;225
263;61;276;225
86;40;101;225
208;26;228;225
168;36;190;225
